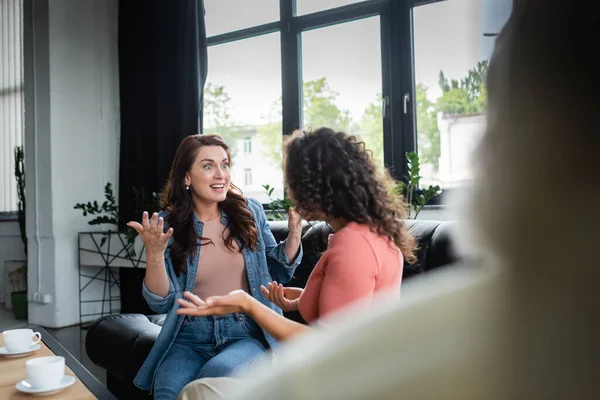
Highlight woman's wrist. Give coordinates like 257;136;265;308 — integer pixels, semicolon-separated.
286;231;302;248
146;248;164;258
284;234;301;262
242;292;257;316
288;228;302;239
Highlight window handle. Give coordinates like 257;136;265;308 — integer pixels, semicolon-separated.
403;93;410;114
382;95;389;118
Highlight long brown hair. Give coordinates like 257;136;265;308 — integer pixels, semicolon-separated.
161;134;258;276
284;127;417;264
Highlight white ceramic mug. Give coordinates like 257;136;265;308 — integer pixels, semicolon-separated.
26;356;65;389
2;329;42;352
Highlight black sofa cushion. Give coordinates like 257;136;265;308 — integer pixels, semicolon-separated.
86;314;161;383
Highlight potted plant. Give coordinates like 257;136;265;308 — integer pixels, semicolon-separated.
74;183;161;266
8;264;27;319
74;183;161;323
262;184;293;221
4;145;28;319
395;151;442;219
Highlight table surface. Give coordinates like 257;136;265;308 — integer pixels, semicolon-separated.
0;326;116;400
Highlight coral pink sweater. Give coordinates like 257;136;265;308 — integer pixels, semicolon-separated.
298;222;403;324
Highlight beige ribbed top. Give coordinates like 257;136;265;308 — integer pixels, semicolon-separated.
193;217;250;300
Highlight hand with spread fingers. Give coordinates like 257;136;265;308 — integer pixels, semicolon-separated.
176;290;252;317
127;211;173;256
260;281;303;312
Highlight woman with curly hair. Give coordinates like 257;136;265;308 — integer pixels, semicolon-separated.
127;134;303;400
176;127;416;341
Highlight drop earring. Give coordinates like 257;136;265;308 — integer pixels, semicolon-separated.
186;185;190;190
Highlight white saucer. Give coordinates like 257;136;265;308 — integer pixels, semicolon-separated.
16;375;76;396
0;343;41;358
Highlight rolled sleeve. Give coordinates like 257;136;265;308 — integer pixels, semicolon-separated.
142;280;174;314
268;239;304;280
248;197;303;284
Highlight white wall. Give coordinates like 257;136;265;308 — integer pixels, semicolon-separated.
22;0;120;328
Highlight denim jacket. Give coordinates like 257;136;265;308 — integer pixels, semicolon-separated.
133;198;303;391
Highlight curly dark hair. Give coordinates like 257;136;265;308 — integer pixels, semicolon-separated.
284;127;417;264
161;134;258;276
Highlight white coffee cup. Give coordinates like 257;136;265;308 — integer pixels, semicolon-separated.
26;356;65;389
2;329;42;352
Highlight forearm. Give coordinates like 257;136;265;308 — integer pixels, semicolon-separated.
144;251;170;297
245;296;310;342
284;233;301;263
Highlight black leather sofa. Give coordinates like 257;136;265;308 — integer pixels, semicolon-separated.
86;219;459;399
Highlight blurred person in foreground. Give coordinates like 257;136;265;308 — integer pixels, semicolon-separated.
179;1;600;398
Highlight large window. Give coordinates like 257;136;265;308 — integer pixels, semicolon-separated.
411;0;512;189
202;0;512;204
204;33;282;203
301;17;384;165
0;0;25;213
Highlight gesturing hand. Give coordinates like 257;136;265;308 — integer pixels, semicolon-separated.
260;281;303;312
176;290;251;317
127;212;173;255
288;207;303;237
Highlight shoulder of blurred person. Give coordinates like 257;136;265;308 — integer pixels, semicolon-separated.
226;264;510;400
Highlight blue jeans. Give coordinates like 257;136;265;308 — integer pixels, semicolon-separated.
153;313;269;400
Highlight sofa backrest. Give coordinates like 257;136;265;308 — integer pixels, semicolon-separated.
269;219;459;290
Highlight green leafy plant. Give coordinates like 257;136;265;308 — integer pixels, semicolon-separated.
262;184;294;221
395;151;442;219
14;146;27;257
9;146;28;318
10;146;28;301
74;183;161;256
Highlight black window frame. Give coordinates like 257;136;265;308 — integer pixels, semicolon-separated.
203;0;451;205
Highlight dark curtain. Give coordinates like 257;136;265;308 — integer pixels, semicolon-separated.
117;0;208;314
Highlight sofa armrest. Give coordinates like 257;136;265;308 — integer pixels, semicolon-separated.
85;314;162;382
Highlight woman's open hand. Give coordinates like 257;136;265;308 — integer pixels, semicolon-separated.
127;212;173;255
176;290;252;317
260;281;303;312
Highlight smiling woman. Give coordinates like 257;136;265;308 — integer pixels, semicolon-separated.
189;148;231;200
159;134;258;276
126;134;304;399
